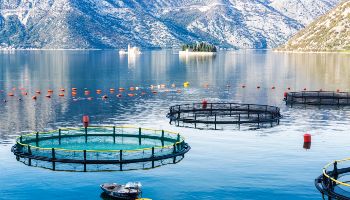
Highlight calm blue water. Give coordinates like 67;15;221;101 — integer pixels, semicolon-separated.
0;50;350;200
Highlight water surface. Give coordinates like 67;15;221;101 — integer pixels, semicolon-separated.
0;50;350;200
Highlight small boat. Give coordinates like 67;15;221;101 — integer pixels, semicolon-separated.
100;182;142;200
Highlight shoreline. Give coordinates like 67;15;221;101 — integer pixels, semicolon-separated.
274;49;350;54
178;51;216;56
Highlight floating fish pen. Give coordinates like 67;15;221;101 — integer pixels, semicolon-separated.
285;91;350;106
167;103;281;129
315;158;350;200
11;126;190;172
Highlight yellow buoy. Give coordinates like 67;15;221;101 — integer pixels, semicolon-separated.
183;81;189;87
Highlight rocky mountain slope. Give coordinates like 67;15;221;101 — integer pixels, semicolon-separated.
0;0;340;49
278;0;350;51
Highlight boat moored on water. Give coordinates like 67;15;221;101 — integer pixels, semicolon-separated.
100;182;142;200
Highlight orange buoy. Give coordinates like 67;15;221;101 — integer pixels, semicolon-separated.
304;134;311;143
130;87;135;91
83;115;89;128
116;94;122;98
32;96;37;100
202;99;208;109
96;89;102;94
72;92;77;96
72;88;77;91
59;93;64;97
48;89;53;93
119;88;125;92
128;93;134;97
8;93;14;97
110;88;115;93
160;84;166;88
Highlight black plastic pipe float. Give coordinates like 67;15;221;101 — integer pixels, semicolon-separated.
12;126;190;172
167;102;281;130
285;91;350;106
315;159;350;200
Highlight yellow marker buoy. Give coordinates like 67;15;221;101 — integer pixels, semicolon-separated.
183;82;189;87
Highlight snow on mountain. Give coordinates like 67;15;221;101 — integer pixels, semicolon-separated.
278;0;350;51
0;0;341;49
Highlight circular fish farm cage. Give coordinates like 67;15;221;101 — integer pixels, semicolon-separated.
315;158;350;199
11;126;190;172
167;103;281;130
285;91;350;106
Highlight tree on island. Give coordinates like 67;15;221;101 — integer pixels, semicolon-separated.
182;42;217;52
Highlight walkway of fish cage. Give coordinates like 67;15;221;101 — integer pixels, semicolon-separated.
285;91;350;106
167;103;282;130
11;126;190;172
315;158;350;200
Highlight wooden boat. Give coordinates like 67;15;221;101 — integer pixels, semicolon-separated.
100;182;142;200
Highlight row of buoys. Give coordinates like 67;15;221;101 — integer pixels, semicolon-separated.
4;89;184;100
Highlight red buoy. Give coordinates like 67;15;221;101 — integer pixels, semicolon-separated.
271;86;275;90
83;115;89;128
242;85;246;88
287;87;291;90
257;86;260;89
202;99;208;109
32;96;37;100
303;88;307;91
284;92;288;98
337;89;340;93
304;134;311;143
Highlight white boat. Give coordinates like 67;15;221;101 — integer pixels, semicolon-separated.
100;182;142;200
119;45;141;55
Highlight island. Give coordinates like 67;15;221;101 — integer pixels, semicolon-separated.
179;42;217;56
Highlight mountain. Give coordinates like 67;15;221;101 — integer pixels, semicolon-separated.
278;0;350;52
0;0;341;49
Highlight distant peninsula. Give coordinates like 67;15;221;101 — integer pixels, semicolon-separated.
277;0;350;52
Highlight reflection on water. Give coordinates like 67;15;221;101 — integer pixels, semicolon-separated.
0;50;349;140
0;50;350;200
